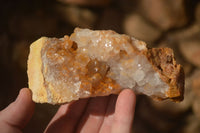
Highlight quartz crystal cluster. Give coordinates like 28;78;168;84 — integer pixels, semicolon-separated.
27;28;184;104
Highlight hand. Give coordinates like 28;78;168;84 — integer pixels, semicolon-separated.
0;88;35;133
0;88;136;133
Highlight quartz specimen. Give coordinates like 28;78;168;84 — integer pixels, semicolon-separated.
27;28;184;104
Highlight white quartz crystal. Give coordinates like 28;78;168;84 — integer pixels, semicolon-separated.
71;28;169;98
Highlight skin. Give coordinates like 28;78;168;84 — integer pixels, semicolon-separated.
0;88;136;133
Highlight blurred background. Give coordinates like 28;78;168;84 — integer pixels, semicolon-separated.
0;0;200;132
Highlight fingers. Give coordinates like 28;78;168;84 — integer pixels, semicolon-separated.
0;88;35;131
75;96;109;133
44;98;89;133
99;94;118;133
45;90;136;133
111;89;136;133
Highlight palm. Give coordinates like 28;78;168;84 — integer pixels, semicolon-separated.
45;90;136;133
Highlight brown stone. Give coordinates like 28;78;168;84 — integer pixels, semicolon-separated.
183;115;200;133
138;0;188;30
193;97;200;120
57;5;97;28
191;70;200;120
123;14;161;43
192;70;200;97
168;24;200;42
179;40;200;68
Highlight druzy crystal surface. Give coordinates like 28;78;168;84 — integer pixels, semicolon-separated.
41;28;169;103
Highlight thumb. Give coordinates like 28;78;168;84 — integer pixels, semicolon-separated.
0;88;35;131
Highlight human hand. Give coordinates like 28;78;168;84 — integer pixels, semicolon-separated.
0;88;35;133
45;89;136;133
0;88;136;133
